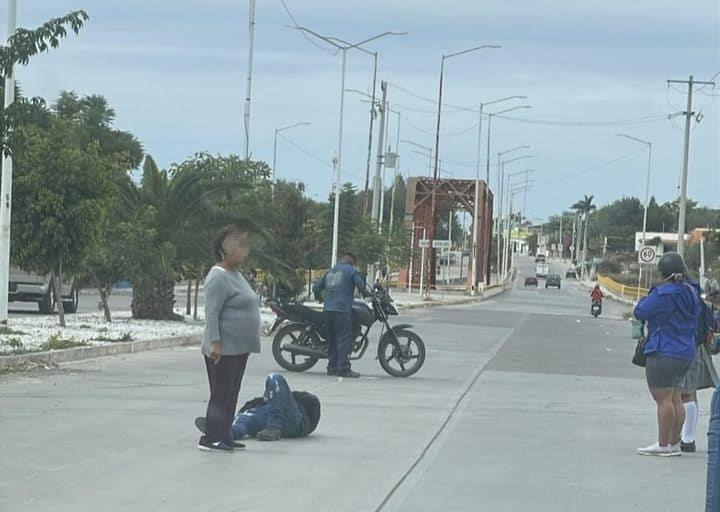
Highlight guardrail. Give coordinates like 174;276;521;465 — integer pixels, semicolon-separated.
597;274;648;300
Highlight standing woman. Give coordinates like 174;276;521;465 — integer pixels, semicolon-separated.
634;252;700;457
198;225;261;452
678;281;720;453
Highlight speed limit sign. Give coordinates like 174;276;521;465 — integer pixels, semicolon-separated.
639;246;657;264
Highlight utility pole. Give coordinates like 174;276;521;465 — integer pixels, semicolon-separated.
667;75;715;256
0;0;17;324
243;0;256;160
559;215;563;259
571;216;576;263
371;81;388;226
362;52;378;215
388;110;401;231
368;81;388;281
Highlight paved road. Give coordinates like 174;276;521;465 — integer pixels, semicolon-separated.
0;256;710;511
8;289;205;318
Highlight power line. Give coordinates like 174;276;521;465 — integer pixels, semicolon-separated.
277;133;365;182
534;148;645;188
386;81;473;112
278;133;332;169
279;0;338;54
403;115;477;137
494;114;668;127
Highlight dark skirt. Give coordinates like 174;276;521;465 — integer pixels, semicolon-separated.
645;354;692;389
678;344;719;394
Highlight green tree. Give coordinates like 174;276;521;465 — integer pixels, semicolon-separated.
1;10;89;154
11;119;116;327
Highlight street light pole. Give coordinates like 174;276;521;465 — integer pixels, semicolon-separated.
0;0;17;324
243;0;256;160
470;95;526;295
429;44;500;295
495;147;531;282
485;106;531;282
294;27;407;266
272;121;311;199
617;133;652;293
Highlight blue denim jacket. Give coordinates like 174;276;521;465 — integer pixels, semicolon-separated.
634;280;700;362
312;262;367;313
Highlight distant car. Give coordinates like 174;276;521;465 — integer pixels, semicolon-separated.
545;274;562;289
524;276;539;287
535;255;546;263
565;268;577;279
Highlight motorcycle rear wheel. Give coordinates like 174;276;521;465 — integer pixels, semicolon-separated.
378;329;426;377
272;323;320;372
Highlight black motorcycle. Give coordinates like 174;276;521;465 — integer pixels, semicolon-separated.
591;299;602;318
266;285;426;377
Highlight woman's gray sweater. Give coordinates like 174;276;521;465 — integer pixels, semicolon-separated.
202;265;261;357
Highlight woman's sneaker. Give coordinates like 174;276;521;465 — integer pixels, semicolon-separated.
198;436;235;452
636;443;679;457
680;440;696;453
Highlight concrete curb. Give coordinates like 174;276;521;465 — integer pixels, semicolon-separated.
0;335;200;372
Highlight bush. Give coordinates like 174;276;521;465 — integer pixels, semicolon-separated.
40;334;88;351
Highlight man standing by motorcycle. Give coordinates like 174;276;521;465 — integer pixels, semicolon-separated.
313;253;369;378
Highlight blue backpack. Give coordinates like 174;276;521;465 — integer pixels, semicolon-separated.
695;300;717;348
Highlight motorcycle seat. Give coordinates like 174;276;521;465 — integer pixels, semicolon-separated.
284;303;326;326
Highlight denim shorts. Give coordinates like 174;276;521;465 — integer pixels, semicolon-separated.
645;354;691;389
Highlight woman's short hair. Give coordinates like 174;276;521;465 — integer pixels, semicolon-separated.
213;225;245;262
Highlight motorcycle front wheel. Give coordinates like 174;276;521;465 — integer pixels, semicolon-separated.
272;323;320;372
378;329;426;377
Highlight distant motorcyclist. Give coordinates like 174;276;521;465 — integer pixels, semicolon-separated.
591;284;604;303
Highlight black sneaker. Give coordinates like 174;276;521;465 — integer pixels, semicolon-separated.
257;426;282;441
196;417;245;448
680;441;696;453
198;436;234;452
337;369;361;378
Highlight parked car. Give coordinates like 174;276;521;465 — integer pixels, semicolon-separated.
545;274;562;289
524;276;539;287
565;268;577;279
535;254;546;263
9;266;79;314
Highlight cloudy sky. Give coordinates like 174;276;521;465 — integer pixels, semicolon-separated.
6;0;719;220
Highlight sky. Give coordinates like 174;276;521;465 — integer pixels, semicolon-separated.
5;0;720;221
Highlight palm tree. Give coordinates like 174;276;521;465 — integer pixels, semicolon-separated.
571;195;596;279
120;154;261;320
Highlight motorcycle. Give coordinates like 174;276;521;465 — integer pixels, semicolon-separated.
591;299;602;318
266;285;426;377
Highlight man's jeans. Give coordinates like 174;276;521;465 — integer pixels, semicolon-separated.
326;311;353;372
708;386;720;511
232;374;304;439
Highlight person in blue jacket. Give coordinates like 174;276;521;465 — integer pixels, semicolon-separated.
312;252;369;378
634;252;701;457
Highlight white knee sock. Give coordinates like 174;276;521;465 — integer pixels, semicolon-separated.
682;401;699;443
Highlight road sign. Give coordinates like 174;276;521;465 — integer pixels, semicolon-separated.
418;239;431;249
385;152;398;168
639;246;657;264
432;240;451;250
